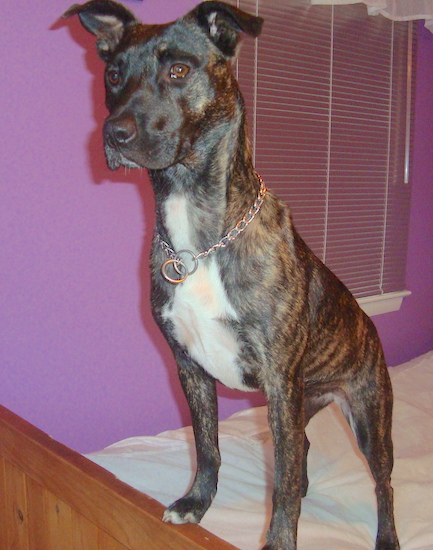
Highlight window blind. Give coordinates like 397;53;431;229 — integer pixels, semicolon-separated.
230;0;415;300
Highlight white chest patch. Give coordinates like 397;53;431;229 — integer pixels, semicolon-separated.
163;194;191;253
161;193;253;391
162;257;252;392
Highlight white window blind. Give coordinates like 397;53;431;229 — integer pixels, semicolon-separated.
230;0;415;301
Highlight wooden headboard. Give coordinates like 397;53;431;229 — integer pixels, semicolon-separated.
0;405;238;550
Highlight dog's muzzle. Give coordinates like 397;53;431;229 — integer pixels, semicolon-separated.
103;115;141;170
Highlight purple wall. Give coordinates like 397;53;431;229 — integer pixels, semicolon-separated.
1;2;432;453
372;22;433;365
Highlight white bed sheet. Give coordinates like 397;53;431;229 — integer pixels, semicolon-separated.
87;351;433;549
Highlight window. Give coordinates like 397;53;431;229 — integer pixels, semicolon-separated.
230;0;416;313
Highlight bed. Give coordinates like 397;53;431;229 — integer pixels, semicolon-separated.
1;351;433;550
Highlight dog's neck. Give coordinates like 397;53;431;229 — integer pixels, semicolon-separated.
149;106;259;256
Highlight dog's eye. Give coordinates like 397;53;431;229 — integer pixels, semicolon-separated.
170;63;190;79
107;69;120;86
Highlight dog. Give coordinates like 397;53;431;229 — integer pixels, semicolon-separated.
63;2;400;548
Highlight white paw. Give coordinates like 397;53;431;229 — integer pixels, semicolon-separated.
163;509;199;524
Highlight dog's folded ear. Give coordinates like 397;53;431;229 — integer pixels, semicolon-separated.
62;0;138;60
193;1;263;58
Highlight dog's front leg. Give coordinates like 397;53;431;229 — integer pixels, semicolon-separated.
262;374;304;550
163;351;220;525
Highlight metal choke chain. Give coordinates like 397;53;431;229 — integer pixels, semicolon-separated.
157;174;267;284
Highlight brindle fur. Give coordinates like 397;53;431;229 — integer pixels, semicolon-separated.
64;2;400;548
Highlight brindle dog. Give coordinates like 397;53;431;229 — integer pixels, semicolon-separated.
63;2;399;549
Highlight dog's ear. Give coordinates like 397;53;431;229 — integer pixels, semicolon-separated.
193;1;263;58
62;0;138;60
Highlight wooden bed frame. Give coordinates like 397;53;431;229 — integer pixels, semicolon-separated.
0;404;238;550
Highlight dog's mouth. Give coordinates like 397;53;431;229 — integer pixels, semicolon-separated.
104;144;141;171
102;111;195;171
104;136;193;171
103;115;148;171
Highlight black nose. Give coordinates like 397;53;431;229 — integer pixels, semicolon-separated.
104;116;137;146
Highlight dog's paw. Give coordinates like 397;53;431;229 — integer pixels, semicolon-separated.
375;532;400;550
261;545;293;550
162;508;199;524
262;530;296;550
375;543;400;550
162;496;208;525
301;477;309;498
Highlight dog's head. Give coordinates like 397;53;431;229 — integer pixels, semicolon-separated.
63;0;262;171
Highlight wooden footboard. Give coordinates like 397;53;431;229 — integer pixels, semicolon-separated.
0;405;238;550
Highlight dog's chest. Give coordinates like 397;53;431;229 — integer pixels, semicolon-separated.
160;195;251;391
162;259;253;391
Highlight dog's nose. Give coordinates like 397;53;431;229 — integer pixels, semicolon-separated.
104;116;137;146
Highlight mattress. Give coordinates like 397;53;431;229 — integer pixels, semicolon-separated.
87;351;433;549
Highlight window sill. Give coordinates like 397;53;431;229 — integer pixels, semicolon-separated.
357;290;412;317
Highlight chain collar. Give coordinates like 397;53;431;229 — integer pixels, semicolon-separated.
156;173;267;284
